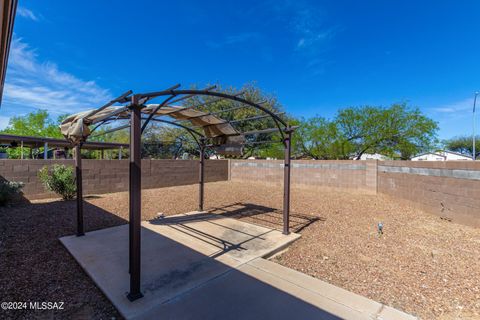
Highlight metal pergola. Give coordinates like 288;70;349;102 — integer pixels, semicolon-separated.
62;84;295;301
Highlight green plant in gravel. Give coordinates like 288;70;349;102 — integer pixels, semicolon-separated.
38;165;76;200
0;180;24;205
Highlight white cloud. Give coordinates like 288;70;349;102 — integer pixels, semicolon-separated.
17;7;38;21
3;37;112;116
431;98;475;114
268;1;337;75
270;2;336;53
296;29;335;50
292;9;331;50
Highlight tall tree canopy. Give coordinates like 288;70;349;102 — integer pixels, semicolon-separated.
296;104;438;160
135;83;288;159
0;110;66;158
2;110;64;138
443;135;479;158
0;90;440;161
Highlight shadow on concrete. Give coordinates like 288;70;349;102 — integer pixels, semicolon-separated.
150;216;257;258
2;192;336;319
62;220;342;320
207;202;325;233
141;223;343;320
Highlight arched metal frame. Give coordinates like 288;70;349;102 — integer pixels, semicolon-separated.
73;86;295;301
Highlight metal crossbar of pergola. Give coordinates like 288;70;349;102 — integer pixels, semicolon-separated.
60;84;296;301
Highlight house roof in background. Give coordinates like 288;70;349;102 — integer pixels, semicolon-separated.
412;150;472;159
412;152;446;159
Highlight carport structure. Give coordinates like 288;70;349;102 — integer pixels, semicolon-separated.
60;84;295;301
0;133;128;159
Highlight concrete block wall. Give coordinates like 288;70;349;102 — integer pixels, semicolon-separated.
378;161;480;227
0;160;73;199
230;160;378;194
2;158;479;227
231;159;480;227
0;159;228;199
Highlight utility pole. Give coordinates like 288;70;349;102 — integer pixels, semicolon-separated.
474;92;478;161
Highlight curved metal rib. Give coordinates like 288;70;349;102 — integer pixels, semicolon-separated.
141;85;218;134
143;117;204;148
142;117;204;137
140;90;287;126
141;94;177;133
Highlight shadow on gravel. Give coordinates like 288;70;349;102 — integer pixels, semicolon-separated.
0;199;125;320
208;202;325;233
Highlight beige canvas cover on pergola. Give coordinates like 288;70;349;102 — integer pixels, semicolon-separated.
60;104;244;152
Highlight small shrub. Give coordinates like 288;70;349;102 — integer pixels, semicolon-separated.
0;180;24;205
38;164;76;200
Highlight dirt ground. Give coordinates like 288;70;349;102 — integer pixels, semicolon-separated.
1;181;479;319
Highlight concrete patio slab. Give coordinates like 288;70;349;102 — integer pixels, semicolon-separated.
148;258;416;320
60;211;416;320
143;258;417;320
60;212;301;319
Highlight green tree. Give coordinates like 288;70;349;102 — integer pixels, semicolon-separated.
140;83;289;159
296;103;438;160
295;116;346;159
443;135;479;157
2;110;64;138
142;125;199;159
87;120;130;159
1;110;66;159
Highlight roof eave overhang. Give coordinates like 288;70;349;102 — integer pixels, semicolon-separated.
0;0;17;107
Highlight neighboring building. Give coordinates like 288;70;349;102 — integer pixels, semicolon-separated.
356;153;389;161
209;155;225;159
411;150;472;161
0;133;128;159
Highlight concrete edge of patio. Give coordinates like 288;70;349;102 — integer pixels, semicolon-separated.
60;212;417;320
247;258;418;320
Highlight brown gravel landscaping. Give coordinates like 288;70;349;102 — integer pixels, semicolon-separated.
1;181;479;319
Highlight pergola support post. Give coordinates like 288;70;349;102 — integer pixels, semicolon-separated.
282;128;292;235
75;144;84;236
127;95;143;301
44;142;48;159
199;138;206;211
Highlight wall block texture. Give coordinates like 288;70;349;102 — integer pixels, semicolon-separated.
0;159;228;200
2;158;479;227
377;161;480;227
230;160;377;194
231;159;480;227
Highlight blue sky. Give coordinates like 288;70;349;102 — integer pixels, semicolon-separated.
2;0;480;139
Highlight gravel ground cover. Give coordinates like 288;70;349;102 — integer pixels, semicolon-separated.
1;181;479;319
